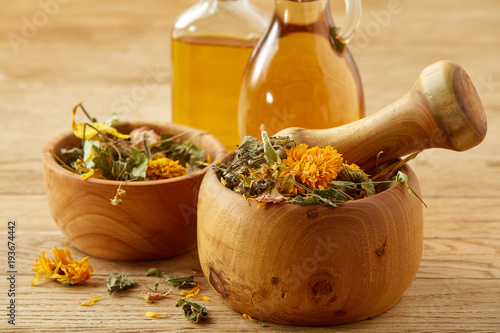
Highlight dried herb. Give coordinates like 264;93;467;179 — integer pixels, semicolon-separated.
59;103;208;183
391;171;427;207
106;272;136;294
176;298;209;324
145;268;196;288
142;282;171;303
215;131;424;207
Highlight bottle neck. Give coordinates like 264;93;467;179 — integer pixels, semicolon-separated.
274;0;331;26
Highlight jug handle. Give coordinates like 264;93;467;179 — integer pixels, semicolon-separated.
336;0;362;44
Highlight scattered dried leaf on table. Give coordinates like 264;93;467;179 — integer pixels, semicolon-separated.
176;298;209;323
145;268;196;288
106;272;136;294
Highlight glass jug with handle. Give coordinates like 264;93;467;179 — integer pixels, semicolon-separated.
238;0;364;141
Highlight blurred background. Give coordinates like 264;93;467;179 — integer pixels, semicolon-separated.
1;0;499;230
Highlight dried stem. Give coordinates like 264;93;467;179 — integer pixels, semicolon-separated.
79;103;97;123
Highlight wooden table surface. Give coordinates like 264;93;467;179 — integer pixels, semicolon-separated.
1;0;499;332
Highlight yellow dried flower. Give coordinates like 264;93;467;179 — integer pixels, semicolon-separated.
81;168;103;180
79;296;102;306
243;313;256;321
31;246;93;286
146;156;186;180
279;144;343;192
143;292;155;303
179;283;210;301
145;312;170;318
71;103;130;140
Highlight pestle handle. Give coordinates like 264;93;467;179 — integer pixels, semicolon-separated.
274;60;487;171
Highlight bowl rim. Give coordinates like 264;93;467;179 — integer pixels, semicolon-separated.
42;120;227;186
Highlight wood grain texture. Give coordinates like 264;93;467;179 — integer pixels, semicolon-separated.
0;0;499;331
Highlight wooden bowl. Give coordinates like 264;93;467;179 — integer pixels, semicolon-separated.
197;159;423;326
42;121;226;261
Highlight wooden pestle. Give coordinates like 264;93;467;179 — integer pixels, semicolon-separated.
274;60;488;171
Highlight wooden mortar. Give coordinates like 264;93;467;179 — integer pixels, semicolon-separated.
197;60;487;326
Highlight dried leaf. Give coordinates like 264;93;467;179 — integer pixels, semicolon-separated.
106;272;136;294
145;268;196;288
163;273;196;288
176;298;209;324
82;139;99;169
157;134;207;173
130;147;148;179
145;268;164;277
391;171;427;208
262;131;281;165
91;146;114;179
112;160;128;179
104;112;121;127
289;195;321;206
256;184;286;204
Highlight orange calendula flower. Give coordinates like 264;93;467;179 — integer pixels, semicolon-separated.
279;144;344;192
31;246;93;286
180;283;209;301
146;156;186;180
79;296;102;306
346;163;370;178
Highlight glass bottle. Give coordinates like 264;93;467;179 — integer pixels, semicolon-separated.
171;0;268;150
238;0;365;140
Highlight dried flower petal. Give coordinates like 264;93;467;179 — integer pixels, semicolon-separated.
243;313;256;321
71;103;130;140
129;127;161;150
81;168;103;180
143;292;155;303
145;312;169;318
79;296;102;306
180;283;210;301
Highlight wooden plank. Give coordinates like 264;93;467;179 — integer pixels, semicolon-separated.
3;233;499;332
